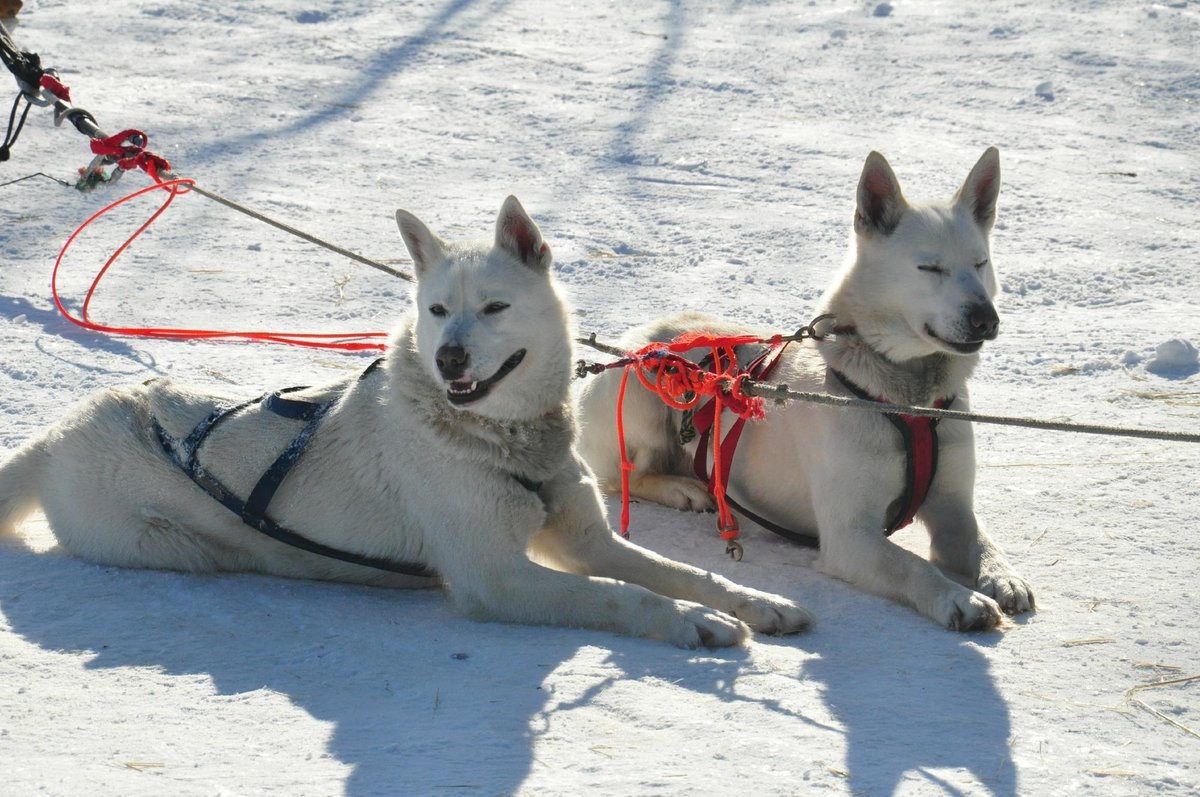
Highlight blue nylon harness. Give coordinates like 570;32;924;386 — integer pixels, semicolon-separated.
153;359;439;578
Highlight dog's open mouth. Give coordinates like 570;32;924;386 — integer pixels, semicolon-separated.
925;325;986;355
446;349;527;406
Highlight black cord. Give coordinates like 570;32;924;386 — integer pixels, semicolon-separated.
0;90;31;161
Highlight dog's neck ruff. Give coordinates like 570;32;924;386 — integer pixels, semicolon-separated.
816;320;973;408
154;359;441;578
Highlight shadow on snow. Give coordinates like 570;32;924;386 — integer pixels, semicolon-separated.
1;528;1018;797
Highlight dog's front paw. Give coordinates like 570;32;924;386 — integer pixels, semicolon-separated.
934;587;1005;632
664;602;750;649
977;570;1035;615
730;592;815;635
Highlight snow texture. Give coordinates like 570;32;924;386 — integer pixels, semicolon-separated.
1;1;1198;795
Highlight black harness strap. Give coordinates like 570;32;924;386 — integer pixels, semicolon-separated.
244;397;334;521
182;396;259;470
155;360;439;579
721;494;820;548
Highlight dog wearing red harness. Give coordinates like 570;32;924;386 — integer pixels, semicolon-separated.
577;148;1035;631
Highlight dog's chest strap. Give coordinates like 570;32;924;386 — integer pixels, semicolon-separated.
830;369;954;534
153;359;439;578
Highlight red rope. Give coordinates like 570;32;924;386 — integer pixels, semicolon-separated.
613;337;774;540
52;176;389;352
706;346;739;540
616;365;635;538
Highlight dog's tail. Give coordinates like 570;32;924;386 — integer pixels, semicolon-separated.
0;440;48;536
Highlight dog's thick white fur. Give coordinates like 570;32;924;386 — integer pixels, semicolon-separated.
0;197;813;648
577;150;1035;631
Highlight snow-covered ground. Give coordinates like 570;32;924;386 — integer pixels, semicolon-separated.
1;1;1197;794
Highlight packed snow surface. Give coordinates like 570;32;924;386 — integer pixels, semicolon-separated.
1;1;1197;795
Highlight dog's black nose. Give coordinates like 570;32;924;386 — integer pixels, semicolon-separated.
968;303;1000;340
436;344;469;380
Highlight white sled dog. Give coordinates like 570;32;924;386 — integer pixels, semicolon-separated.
0;196;812;648
577;149;1035;631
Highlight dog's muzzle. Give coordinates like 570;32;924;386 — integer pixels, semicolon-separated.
927;302;999;354
445;349;527;406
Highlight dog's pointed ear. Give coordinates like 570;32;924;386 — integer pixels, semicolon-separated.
954;147;1001;231
395;209;449;278
495;195;552;271
855;151;908;236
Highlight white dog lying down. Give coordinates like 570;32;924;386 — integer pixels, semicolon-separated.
578;150;1035;631
0;196;813;648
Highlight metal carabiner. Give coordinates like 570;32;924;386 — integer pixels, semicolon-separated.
75;153;122;191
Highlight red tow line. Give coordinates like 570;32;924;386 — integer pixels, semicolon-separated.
51;134;389;352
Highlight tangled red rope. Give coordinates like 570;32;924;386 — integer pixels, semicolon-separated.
87;128;172;182
52;137;389;352
614;333;779;543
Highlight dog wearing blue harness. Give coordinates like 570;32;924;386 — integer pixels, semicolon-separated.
0;196;813;648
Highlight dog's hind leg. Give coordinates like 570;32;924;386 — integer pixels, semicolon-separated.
0;439;49;537
577;371;714;512
628;472;714;512
32;490;222;573
126;509;230;572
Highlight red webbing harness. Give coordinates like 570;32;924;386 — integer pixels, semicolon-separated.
689;343;787;508
829;370;953;533
689;355;952;544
